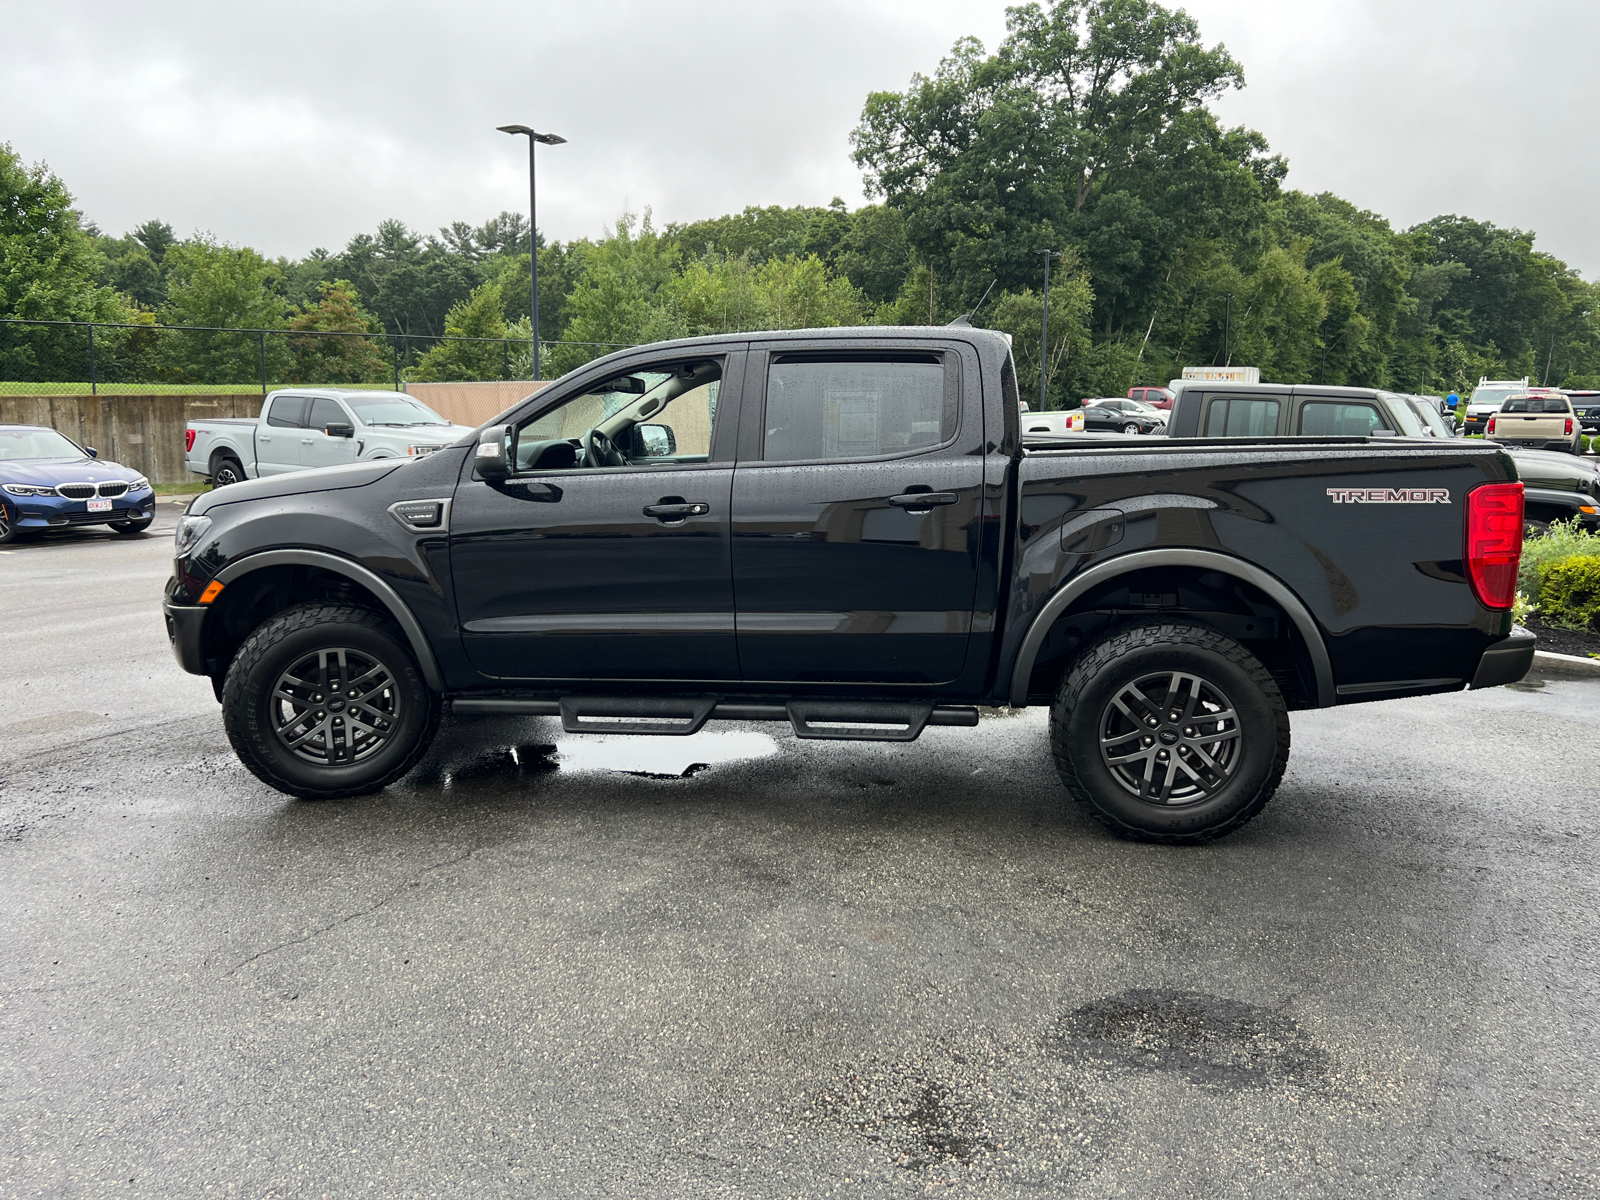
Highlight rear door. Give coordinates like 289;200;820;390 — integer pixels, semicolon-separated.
729;344;984;684
255;393;306;476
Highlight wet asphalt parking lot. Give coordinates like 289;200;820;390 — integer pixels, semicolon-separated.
2;505;1598;1199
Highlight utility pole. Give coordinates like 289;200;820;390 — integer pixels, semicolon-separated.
497;124;566;379
1040;250;1061;410
1223;293;1234;368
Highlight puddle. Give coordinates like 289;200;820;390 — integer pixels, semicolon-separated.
555;730;779;778
1047;988;1328;1089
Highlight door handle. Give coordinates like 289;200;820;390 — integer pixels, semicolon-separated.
889;491;958;509
643;501;710;520
301;438;315;445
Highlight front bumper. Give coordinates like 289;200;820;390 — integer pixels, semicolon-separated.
5;488;156;531
1470;625;1537;690
163;595;210;675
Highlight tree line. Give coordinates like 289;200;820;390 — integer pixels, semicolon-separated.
4;0;1597;403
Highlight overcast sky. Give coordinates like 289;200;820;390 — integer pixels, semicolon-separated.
4;0;1596;275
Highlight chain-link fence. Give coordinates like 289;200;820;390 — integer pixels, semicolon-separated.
0;318;632;396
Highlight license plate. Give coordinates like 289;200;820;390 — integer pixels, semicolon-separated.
87;499;112;513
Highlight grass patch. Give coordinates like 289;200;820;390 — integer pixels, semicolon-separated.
155;482;210;496
0;382;399;396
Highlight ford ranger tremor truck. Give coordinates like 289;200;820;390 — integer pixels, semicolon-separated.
1486;393;1582;454
186;388;476;487
162;327;1535;844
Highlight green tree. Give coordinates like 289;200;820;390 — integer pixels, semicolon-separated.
546;212;683;375
156;236;290;383
0;143;130;381
408;279;512;382
286;280;390;384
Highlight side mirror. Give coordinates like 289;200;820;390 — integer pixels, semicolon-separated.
473;425;512;482
324;422;354;439
86;446;99;458
629;423;677;457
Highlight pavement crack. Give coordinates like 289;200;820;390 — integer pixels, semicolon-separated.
224;844;483;976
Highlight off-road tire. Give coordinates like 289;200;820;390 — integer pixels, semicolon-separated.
1050;620;1290;844
211;457;246;488
222;603;440;799
110;517;153;535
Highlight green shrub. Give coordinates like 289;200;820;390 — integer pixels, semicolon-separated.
1538;555;1600;631
1519;519;1600;601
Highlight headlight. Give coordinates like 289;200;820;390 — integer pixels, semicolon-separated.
173;514;212;557
2;483;57;497
129;476;150;491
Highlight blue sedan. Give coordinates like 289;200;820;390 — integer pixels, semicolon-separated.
0;424;156;545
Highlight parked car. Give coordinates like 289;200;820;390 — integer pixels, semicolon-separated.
1462;377;1558;437
1564;390;1600;436
186;389;477;487
1164;382;1429;440
1505;448;1600;534
164;325;1532;844
1486;393;1582;454
1128;386;1176;411
1401;395;1460;438
1020;409;1085;436
0;424;154;545
1082;398;1166;434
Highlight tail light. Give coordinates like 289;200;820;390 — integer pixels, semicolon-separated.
185;429;196;452
1465;482;1524;609
1486;417;1496;435
1566;417;1574;435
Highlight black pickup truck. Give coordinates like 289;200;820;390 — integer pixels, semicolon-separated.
164;327;1534;843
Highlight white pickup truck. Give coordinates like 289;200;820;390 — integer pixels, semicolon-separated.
185;389;477;486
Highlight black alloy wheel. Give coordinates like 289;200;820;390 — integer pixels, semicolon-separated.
110;516;153;535
1051;620;1290;843
211;458;245;488
222;603;441;799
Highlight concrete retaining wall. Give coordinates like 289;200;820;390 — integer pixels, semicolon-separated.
0;382;556;485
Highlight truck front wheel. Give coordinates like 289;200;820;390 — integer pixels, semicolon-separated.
221;603;441;799
1050;621;1290;843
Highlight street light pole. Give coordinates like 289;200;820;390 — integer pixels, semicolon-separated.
497;124;566;380
1039;250;1060;411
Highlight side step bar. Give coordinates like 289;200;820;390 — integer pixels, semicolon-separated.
449;695;980;741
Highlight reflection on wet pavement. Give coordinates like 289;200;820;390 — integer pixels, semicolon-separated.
555;729;780;778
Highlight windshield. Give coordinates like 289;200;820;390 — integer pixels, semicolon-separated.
1381;395;1426;437
1124;399;1161;414
1408;398;1453;437
1468;385;1524;410
342;393;451;427
0;427;84;460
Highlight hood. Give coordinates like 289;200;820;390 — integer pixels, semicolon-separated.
0;455;143;487
190;458;406;515
1508;448;1599;493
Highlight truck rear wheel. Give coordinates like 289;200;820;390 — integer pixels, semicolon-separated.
221;603;441;799
211;456;245;488
1050;621;1290;843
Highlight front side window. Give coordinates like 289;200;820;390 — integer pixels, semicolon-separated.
763;356;954;463
307;397;345;431
1300;401;1385;436
1204;398;1280;436
511;360;721;472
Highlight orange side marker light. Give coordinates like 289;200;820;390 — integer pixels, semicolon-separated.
198;580;225;604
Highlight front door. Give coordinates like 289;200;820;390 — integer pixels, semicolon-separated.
730;348;984;685
450;352;741;682
300;396;360;470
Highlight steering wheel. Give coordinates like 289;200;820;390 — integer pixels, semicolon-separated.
585;426;627;468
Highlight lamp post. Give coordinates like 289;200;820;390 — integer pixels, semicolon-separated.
1039;250;1061;410
496;124;566;380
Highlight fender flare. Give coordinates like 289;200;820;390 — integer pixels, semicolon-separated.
213;548;446;691
1007;548;1335;708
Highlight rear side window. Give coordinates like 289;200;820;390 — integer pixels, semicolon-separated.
1203;397;1280;436
307;397;345;430
266;395;307;428
763;356;955;462
1300;401;1385;436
